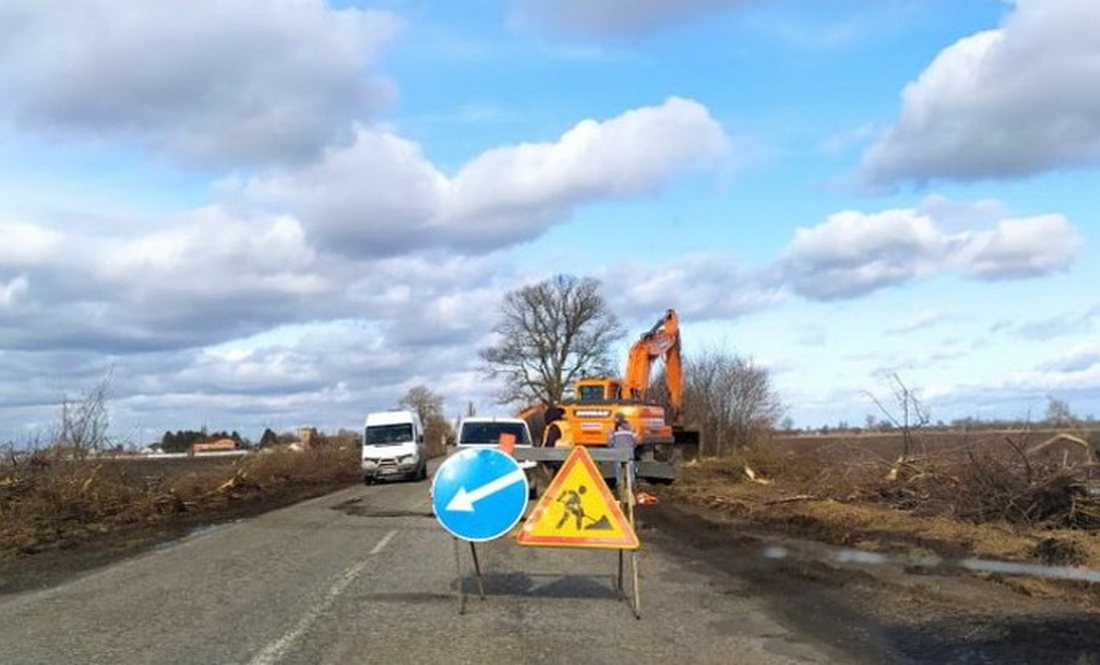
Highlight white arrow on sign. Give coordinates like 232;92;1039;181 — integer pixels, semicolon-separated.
445;468;527;512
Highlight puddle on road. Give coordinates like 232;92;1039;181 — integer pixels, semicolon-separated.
761;541;1100;584
148;520;240;552
646;514;1100;587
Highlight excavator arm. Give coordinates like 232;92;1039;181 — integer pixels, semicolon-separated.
622;309;682;420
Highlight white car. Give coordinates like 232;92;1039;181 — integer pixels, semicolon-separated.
455;416;540;498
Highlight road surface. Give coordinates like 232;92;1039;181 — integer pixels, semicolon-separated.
0;460;871;664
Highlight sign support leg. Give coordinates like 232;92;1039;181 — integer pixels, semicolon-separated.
453;537;468;615
625;461;641;619
617;549;625;598
615;459;628;599
469;542;486;600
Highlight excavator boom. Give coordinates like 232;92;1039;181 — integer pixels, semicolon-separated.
622;309;682;418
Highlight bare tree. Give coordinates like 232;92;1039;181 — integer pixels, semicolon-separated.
479;275;623;406
398;385;451;455
398;385;445;424
55;370;113;457
677;350;784;456
1044;396;1075;428
863;373;929;460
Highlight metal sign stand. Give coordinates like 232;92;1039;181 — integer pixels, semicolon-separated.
515;446;642;619
620;459;641;619
453;538;487;615
432;447;528;616
440;444;642;619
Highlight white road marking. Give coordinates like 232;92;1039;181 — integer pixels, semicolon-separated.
249;528;399;665
370;529;397;555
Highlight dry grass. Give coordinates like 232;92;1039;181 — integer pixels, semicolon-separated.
0;447;358;562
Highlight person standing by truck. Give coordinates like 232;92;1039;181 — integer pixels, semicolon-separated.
607;412;636;491
540;405;566;447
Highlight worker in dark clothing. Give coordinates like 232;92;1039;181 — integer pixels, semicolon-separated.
541;406;565;447
541;405;568;473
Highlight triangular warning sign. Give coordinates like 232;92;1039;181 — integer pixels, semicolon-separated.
517;446;638;550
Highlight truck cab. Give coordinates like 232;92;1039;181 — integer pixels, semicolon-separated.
362;410;426;483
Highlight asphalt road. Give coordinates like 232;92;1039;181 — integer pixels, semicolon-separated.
0;459;864;665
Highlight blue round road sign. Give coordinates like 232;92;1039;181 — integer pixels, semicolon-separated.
431;447;529;542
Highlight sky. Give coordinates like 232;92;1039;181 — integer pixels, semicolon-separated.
1;0;1098;444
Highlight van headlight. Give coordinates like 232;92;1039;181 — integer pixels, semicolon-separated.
399;454;418;465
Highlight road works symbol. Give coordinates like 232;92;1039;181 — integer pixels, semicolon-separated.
517;446;638;550
431;447;529;542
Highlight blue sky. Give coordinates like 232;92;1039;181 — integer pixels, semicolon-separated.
0;0;1097;443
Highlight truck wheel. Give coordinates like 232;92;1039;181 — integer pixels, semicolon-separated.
363;476;374;486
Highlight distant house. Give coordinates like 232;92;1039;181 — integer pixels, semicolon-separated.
191;438;238;455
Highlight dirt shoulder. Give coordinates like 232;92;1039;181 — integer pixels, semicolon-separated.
0;449;359;595
644;456;1100;664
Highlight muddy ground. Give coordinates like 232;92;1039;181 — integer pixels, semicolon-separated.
645;451;1100;664
645;499;1100;664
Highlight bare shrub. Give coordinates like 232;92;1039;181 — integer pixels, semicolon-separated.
398;385;451;458
863;373;929;461
678;349;784;456
54;371;114;458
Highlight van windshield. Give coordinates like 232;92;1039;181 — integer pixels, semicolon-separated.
365;424;413;445
459;422;531;445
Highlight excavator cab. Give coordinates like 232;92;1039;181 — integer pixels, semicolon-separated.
575;378;620;402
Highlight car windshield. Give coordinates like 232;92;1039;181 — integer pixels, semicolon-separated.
459;422;531;445
364;424;413;445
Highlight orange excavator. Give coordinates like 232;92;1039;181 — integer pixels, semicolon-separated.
520;309;699;483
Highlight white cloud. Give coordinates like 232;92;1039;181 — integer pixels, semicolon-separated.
782;207;948;299
960;215;1083;280
993;306;1100;341
509;0;751;38
0;221;64;266
886;310;943;335
247;97;731;256
861;0;1100;185
0;0;400;166
0;208;342;353
601;253;784;322
0;275;28;308
1039;342;1100;374
101;208;325;298
781;202;1082;300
